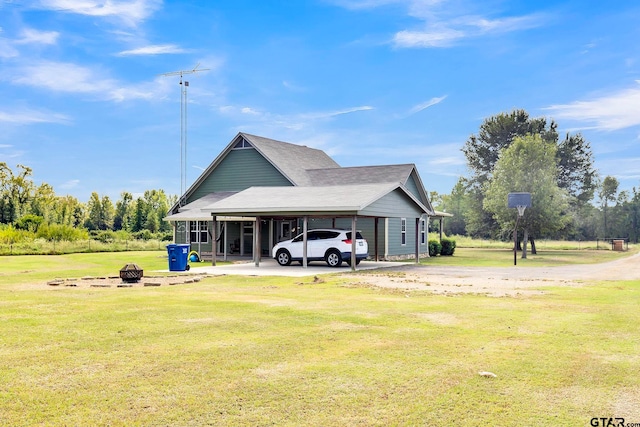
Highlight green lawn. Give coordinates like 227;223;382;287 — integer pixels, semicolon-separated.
1;249;639;425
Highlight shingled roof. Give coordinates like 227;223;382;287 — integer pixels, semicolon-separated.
242;133;340;186
305;164;415;186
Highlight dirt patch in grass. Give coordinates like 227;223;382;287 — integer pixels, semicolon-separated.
343;252;640;297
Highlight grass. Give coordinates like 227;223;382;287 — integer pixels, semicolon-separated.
1;249;639;425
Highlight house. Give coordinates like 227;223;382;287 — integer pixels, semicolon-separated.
164;132;450;267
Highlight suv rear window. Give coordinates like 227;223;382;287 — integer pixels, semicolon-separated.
346;232;364;240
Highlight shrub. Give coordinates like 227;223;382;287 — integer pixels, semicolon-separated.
133;229;154;241
440;238;456;256
428;240;442;257
91;230;117;243
15;214;44;232
0;225;32;244
37;223;89;241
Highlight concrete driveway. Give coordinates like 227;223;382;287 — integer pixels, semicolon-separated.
187;258;411;277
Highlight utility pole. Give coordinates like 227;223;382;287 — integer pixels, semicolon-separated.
160;64;210;205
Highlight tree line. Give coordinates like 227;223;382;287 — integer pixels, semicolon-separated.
431;109;639;251
3;109;637;250
0;162;175;242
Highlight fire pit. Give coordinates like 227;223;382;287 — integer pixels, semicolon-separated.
119;263;144;283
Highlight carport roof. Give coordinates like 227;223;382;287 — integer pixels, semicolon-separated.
201;182;433;217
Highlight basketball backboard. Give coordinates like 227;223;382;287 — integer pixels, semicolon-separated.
507;192;532;209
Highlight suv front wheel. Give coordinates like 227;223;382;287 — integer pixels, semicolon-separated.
325;249;343;267
276;249;292;266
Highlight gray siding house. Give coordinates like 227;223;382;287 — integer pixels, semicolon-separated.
164;132;449;264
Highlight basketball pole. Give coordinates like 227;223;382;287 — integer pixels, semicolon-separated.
514;212;519;266
513;205;526;266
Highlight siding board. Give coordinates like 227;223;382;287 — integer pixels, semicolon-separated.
188;149;292;203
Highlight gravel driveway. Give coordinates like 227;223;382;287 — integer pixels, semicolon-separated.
343;251;640;297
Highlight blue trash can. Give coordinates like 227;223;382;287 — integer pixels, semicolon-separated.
167;244;191;271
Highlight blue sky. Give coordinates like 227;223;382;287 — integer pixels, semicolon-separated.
1;0;639;202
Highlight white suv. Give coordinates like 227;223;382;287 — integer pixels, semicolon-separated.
272;229;368;267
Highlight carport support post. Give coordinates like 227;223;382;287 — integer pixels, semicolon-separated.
351;216;357;271
211;216;217;266
302;216;308;268
374;217;379;262
415;218;420;264
223;221;228;261
254;216;261;267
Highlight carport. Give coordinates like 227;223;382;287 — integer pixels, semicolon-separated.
202;182;434;271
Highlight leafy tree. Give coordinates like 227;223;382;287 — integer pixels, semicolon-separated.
52;195;85;227
440;178;468;236
101;196;115;231
0;163;35;223
556;133;597;205
461;109;596;239
598;176;619;237
30;183;57;223
114;191;133;231
483;135;570;256
462;109;558;185
85;192;102;230
85;193;114;231
132;197;147;232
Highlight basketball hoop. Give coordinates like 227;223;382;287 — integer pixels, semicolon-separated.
508;192;532;266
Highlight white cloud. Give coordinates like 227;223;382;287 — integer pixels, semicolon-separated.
117;44;189;56
0;38;19;58
408;96;447;115
544;82;640;131
241;107;261;115
0;108;69;124
393;26;463;48
16;28;59;44
332;0;546;48
59;179;80;189
302;105;374;119
393;13;545;48
10;60;170;102
33;0;162;26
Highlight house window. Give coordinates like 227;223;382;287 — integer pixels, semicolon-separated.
420;218;426;245
190;221;209;243
233;137;253;149
401;218;406;246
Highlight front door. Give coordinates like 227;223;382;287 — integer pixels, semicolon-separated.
242;222;253;256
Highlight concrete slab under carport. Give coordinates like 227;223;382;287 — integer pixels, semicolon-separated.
186;258;411;277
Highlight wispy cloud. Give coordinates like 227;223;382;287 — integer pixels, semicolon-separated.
117;44;189;56
332;0;546;48
16;28;60;45
0;108;70;124
282;80;307;92
0;38;19;58
544;82;640;131
302;105;374;120
407;96;446;115
59;179;80;189
33;0;162;26
393;13;545;48
10;60;170;102
219;104;374;131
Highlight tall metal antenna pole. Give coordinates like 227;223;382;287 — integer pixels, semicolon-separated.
160;64;210;204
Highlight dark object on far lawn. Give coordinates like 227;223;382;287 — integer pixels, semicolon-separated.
119;263;144;283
